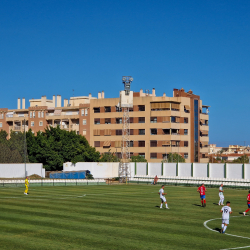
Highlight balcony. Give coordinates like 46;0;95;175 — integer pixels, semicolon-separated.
9;125;28;132
6;114;29;121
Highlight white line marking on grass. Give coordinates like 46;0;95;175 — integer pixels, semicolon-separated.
204;216;250;250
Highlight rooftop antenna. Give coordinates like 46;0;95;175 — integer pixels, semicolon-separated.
119;76;133;183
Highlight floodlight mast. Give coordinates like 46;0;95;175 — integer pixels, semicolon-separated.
119;76;133;183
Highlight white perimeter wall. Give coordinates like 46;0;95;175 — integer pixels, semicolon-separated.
63;162;119;178
178;163;192;177
245;164;250;179
210;164;224;178
62;162;250;180
0;163;45;178
193;163;207;178
163;163;176;176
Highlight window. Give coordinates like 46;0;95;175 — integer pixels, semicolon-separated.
139;153;145;158
129;141;134;147
150;140;157;147
39;121;43;126
139;129;145;135
184;129;188;135
94;141;100;147
38;112;41;118
85;109;88;116
150;153;157;159
130;129;134;135
116;106;122;112
105;106;111;112
105;118;111;124
83;120;87;125
138;105;145;111
129;107;133;112
41;111;44;118
138;141;145;147
31;121;34;127
33;112;35;118
94;107;100;113
129;117;134;123
171;116;176;123
0;113;4;119
150;129;157;135
139;117;145;123
184;117;188;123
83;130;86;135
162;129;170;135
184;141;188;147
116;129;122;135
94;118;100;124
184;153;188;159
171;129;179;135
30;112;32;118
81;110;84;116
150;117;157;123
116;118;122;124
0;123;2;128
117;152;122;159
76;131;79;135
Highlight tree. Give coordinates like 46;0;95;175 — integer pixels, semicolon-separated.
131;155;147;162
26;126;100;171
99;149;120;162
232;155;249;164
0;130;24;163
166;153;185;163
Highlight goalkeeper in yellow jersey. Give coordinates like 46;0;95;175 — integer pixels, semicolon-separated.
24;176;29;195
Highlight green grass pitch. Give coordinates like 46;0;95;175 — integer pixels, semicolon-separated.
0;184;249;250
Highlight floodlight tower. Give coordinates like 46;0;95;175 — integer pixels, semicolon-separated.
119;76;133;182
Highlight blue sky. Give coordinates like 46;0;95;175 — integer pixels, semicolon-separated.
0;0;249;146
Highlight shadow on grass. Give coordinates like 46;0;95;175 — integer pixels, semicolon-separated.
213;203;220;206
213;227;221;233
192;204;202;207
155;205;160;208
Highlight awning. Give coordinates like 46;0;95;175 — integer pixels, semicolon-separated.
104;129;111;136
54;109;62;115
103;141;111;147
200;141;208;146
171;103;180;109
184;105;190;110
93;129;100;136
162;141;170;146
171;141;176;146
115;141;122;148
151;102;170;109
201;130;208;135
162;116;170;122
200;119;205;124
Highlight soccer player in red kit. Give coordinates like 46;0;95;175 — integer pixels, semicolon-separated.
243;190;250;216
197;183;207;207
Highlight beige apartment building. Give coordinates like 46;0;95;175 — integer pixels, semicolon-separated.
0;88;209;163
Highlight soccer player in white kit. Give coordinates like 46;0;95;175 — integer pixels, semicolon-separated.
218;184;224;206
159;185;169;209
220;201;232;234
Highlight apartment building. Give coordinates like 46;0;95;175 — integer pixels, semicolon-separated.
0;88;209;163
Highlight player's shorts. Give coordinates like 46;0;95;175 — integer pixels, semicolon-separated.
200;195;205;199
219;194;224;198
160;197;166;203
247;203;250;208
222;219;229;225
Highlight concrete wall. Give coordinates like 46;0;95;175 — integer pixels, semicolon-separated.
62;162;250;181
0;163;45;178
193;163;207;178
63;162;119;178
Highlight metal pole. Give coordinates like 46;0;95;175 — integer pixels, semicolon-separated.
24;119;26;177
